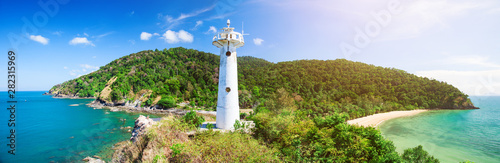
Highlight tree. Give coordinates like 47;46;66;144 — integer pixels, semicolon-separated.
402;145;440;163
158;96;177;108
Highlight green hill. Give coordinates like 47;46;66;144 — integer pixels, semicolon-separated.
50;47;475;162
50;47;477;119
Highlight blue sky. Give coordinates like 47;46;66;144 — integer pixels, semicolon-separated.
1;0;500;95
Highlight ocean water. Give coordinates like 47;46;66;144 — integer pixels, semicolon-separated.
0;91;161;162
380;96;500;162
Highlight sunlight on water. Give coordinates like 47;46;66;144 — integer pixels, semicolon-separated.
0;91;161;162
380;96;500;163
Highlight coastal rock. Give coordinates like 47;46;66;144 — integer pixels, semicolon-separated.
130;115;156;142
110;108;121;112
87;100;105;109
82;156;106;163
115;99;126;106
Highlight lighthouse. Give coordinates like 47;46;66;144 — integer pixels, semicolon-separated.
212;19;244;129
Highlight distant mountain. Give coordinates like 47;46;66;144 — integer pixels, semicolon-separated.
50;47;477;119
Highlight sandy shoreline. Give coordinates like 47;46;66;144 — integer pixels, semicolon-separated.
347;109;428;127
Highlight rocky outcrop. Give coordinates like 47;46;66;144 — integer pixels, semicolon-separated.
111;116;161;163
87;98;192;115
44;88;95;99
98;76;118;104
130;115;156;142
82;156;106;163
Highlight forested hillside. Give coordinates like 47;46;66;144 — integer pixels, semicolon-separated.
50;47;476;119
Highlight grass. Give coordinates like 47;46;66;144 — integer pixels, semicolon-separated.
172;130;281;162
113;115;279;162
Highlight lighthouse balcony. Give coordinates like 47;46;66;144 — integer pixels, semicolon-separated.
212;32;245;48
213;32;244;43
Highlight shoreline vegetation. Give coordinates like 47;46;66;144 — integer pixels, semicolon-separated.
45;47;480;162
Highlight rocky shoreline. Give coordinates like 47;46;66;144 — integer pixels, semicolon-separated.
44;91;211;116
81;115;157;163
42;91;95;99
86;99;199;116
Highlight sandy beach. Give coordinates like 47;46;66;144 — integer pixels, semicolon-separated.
347;110;428;127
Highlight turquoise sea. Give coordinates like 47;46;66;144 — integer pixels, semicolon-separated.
380;96;500;162
1;92;498;162
0;91;160;162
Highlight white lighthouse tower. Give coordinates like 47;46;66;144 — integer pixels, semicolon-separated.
213;19;244;129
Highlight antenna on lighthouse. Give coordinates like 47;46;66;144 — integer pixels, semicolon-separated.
227;19;230;27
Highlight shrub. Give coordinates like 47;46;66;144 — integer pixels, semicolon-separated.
240;112;248;119
402;145;440;163
170;143;184;157
206;123;214;130
145;98;153;106
182;111;205;128
158;95;176;108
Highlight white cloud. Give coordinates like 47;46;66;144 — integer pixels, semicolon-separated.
253;38;264;45
178;30;194;42
445;55;500;68
69;70;78;77
64;66;68;69
193;20;203;29
379;0;485;40
29;35;49;45
70;64;99;77
267;0;491;41
487;7;500;14
153;33;160;36
80;64;99;70
205;12;234;21
129;40;135;45
69;37;94;46
206;26;217;34
416;69;500;96
52;31;63;36
83;33;89;37
163;30;178;43
94;32;113;39
162;30;193;43
159;5;214;29
140;32;153;40
92;56;97;59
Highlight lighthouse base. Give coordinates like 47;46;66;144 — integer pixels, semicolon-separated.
215;106;240;130
199;121;255;132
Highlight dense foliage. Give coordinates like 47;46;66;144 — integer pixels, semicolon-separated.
402;145;440;163
51;47;475;119
157;95;177;108
249;88;403;162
